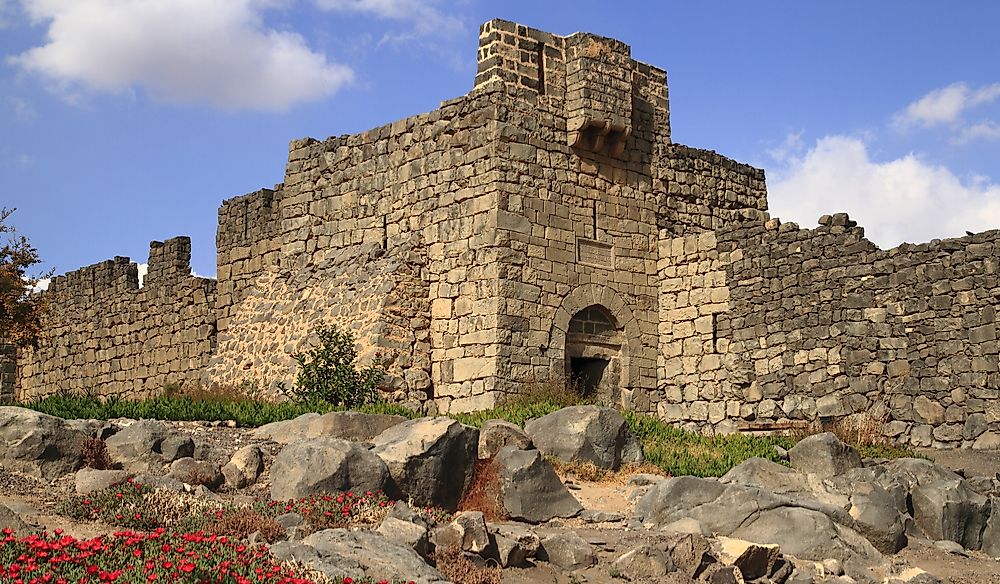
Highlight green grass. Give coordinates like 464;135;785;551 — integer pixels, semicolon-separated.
11;392;913;477
622;410;799;477
18;393;417;428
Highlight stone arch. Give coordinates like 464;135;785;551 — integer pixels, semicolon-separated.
548;284;642;402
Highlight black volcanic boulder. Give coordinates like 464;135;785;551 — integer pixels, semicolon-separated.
270;437;392;501
0;406;88;480
104;420;194;473
787;432;862;478
494;446;582;523
253;411;407;444
371;417;478;510
523;405;642;470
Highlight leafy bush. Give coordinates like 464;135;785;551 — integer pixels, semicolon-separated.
0;207;50;348
278;323;385;408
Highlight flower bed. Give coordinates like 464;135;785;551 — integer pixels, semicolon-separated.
0;527;315;583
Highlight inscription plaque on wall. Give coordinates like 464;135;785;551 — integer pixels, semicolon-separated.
577;238;615;269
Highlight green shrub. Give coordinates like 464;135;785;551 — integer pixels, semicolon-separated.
278;323;385;408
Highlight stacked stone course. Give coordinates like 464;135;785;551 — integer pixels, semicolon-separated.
659;214;1000;447
17;237;216;399
9;19;1000;447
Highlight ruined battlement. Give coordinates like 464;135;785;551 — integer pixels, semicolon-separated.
10;20;1000;448
473;19;670;156
17;236;216;399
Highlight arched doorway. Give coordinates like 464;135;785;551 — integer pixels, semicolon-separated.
565;304;625;402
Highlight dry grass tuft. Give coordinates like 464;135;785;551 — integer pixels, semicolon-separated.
163;380;266;402
432;545;502;584
500;373;587;409
80;437;115;470
207;508;285;543
457;458;507;522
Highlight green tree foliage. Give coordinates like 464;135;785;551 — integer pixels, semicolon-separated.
0;208;48;347
279;323;385;408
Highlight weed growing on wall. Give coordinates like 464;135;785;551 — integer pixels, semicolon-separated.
278;323;385;408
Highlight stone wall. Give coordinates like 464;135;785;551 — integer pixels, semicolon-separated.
0;343;14;401
10;19;774;413
16;237;216;400
658;213;1000;447
659;145;769;235
204;87;505;411
473;20;758;414
216;186;282;333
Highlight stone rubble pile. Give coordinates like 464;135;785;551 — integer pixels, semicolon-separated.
1;405;990;583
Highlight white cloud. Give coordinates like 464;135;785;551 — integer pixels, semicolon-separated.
765;130;803;164
767;134;1000;248
137;263;148;288
32;277;50;292
895;82;1000;128
0;0;14;28
953;120;1000;144
9;0;354;111
315;0;464;41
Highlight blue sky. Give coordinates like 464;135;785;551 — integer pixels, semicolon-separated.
2;1;1000;281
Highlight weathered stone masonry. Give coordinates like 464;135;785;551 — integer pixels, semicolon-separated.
10;20;1000;447
17;237;216;398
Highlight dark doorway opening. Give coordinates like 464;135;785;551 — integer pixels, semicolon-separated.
570;357;610;397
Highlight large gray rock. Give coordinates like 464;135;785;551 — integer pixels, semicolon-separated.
377;516;430;558
494;446;582;523
75;468;130;495
612;544;675;578
882;458;963;492
841;478;909;554
490;523;541;568
983;497;1000;557
722;457;836;502
273;528;448;584
478;419;532;459
788;432;862;478
524;405;642;470
0;501;33;537
104;420;193;472
253;411;407;444
540;531;596;570
723;458;908;554
167;458;224;490
0;407;88;480
271;437;392;501
372;417;478;509
636;476;882;567
731;505;882;572
911;479;990;550
221;445;264;489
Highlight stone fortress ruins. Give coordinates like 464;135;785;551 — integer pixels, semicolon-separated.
3;20;998;449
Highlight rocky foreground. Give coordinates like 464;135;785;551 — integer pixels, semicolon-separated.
2;404;999;583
